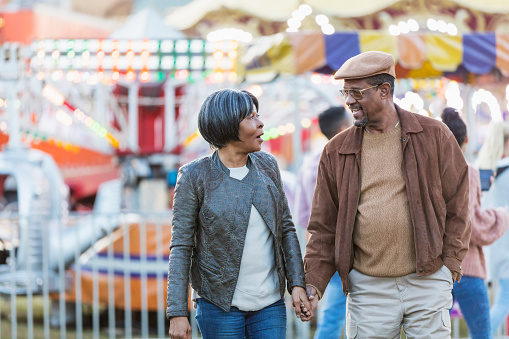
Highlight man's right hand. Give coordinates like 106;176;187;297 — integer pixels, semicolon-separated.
306;285;320;310
169;316;191;339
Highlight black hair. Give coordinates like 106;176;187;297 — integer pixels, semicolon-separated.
365;73;395;95
441;107;467;147
198;89;259;149
318;106;350;140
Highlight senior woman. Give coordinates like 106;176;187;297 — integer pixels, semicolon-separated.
167;89;312;339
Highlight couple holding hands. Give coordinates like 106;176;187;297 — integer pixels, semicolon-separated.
167;51;471;339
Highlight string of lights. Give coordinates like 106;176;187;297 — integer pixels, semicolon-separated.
31;38;237;84
42;84;120;148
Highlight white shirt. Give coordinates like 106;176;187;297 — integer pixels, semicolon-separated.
229;166;280;311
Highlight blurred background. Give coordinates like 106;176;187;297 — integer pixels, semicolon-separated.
0;0;508;338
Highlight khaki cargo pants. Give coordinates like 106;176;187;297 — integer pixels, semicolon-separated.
346;265;453;339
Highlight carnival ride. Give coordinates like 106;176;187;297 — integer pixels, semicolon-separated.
0;37;232;327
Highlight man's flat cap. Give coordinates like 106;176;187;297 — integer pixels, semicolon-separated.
333;51;396;80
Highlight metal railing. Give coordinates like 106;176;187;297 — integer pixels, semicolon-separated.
1;210;507;339
1;211;172;339
0;211;313;339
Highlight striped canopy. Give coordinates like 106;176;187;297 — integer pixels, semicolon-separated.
236;32;509;80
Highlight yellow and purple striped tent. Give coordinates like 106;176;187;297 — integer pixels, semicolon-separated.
237;31;509;80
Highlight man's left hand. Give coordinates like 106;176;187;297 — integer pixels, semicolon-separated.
451;271;458;283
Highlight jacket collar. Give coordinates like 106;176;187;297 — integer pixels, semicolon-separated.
210;150;255;176
338;104;423;155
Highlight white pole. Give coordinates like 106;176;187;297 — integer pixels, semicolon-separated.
128;83;139;152
164;80;176;152
6;81;21;149
292;77;303;172
464;84;476;164
0;44;23;150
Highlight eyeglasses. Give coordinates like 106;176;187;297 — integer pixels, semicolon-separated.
338;85;380;100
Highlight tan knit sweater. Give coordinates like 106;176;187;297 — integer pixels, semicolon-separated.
353;125;416;277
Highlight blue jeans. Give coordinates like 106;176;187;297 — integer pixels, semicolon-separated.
196;298;286;339
314;272;347;339
491;278;509;334
452;276;492;339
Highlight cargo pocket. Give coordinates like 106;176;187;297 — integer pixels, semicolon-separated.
441;308;451;330
346;313;358;338
441;265;454;286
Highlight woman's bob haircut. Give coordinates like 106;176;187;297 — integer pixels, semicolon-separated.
198;88;259;149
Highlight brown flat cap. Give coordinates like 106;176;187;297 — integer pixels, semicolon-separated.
333;51;396;80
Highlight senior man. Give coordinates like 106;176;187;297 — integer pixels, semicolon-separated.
303;51;471;338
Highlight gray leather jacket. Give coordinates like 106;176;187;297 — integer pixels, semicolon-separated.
166;151;306;318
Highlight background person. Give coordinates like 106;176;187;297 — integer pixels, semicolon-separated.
166;89;312;339
304;51;471;338
294;106;352;339
477;121;509;335
441;107;509;339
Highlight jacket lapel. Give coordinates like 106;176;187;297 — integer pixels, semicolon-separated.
248;159;278;236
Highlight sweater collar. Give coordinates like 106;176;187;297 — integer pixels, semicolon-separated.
339;104;423;155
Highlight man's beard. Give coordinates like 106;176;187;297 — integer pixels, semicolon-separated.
354;117;368;128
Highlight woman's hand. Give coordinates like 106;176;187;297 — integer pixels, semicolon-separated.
169;316;191;339
291;286;314;322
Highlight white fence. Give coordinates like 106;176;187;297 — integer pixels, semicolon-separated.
0;211;312;339
0;210;507;339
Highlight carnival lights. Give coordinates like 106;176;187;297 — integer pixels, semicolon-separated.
269;128;278;139
30;38;230;84
288;18;302;30
42;84;65;106
388;23;408;36
301;118;312;128
390;18;457;36
315;15;328;26
247;84;263;98
427;19;457;35
286;4;312;33
445;81;464;111
286;123;296;134
56;110;73;126
472;89;502;122
321;24;335;35
286;4;335;34
315;14;335;35
41;84;119;148
257;121;304;142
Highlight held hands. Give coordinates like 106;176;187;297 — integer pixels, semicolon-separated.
291;286;314;322
306;285;320;311
169;316;191;339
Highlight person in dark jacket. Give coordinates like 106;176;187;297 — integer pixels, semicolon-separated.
304;51;471;338
167;88;312;339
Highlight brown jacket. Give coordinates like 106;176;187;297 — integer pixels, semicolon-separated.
304;105;471;296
